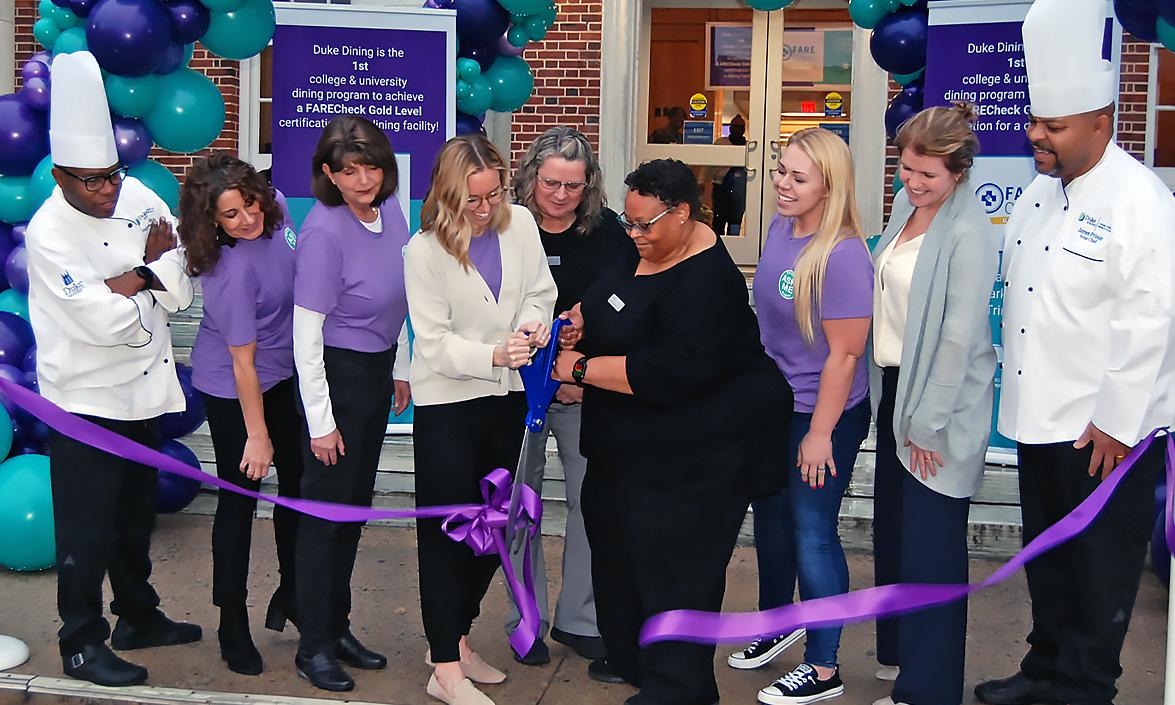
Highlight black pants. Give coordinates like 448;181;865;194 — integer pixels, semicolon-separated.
1017;438;1159;705
295;345;395;655
414;392;526;663
873;367;971;705
582;444;750;705
49;416;163;656
203;377;306;610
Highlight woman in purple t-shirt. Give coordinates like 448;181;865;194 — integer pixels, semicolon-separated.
180;154;305;677
738;128;874;705
290;116;412;692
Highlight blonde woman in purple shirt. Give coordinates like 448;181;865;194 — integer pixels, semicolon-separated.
737;128;874;705
180;153;305;678
291;115;412;692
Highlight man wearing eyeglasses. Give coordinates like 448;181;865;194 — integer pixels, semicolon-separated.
25;51;197;688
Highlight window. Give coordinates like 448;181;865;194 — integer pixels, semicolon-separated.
1146;44;1175;189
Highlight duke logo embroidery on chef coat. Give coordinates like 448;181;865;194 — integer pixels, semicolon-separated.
1076;211;1111;245
778;270;795;300
284;226;297;250
61;271;84;297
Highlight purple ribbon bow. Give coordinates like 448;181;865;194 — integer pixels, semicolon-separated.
0;377;543;658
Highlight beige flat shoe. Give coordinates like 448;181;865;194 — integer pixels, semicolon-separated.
427;674;495;705
875;665;900;681
872;697;910;705
424;650;507;685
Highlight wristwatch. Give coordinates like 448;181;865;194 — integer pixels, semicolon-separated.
571;356;589;386
133;265;155;290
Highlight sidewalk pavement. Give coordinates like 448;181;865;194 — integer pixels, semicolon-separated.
0;513;1166;704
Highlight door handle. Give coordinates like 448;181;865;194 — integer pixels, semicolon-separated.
769;139;781;161
744;140;759;171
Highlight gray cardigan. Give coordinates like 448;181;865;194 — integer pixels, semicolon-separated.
868;181;1000;498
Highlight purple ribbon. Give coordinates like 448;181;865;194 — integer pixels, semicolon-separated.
0;378;542;657
641;429;1167;646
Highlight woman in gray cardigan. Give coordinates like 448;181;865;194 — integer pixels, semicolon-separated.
869;104;1000;705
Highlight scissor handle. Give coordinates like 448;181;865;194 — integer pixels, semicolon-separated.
520;318;569;432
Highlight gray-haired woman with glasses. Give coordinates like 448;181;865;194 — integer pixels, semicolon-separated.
504;126;630;667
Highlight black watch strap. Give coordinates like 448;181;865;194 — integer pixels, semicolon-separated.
571;356;589;386
133;265;155;290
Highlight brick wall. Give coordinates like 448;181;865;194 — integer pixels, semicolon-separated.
508;1;601;167
13;0;241;184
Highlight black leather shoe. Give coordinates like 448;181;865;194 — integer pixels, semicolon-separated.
110;611;202;651
62;643;148;687
265;589;297;633
335;631;386;670
515;638;551;666
218;607;262;676
975;672;1062;705
551;627;607;660
588;657;630;685
295;651;355;692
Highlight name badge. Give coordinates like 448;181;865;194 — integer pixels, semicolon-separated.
608;294;625;311
547;255;561;266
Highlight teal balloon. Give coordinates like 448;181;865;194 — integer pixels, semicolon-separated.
893;168;904;195
0;290;29;321
524;15;548;41
0;405;11;458
457;58;481;81
849;0;898;30
456;74;493;116
456;78;473;101
0;454;55;572
893;68;924;85
200;0;276;61
507;25;530;48
37;0;53;18
51;7;82;30
52;26;87;55
144;68;225;153
0;176;38;225
106;73;160;119
198;0;245;12
497;0;550;14
483;55;534;113
1160;17;1175;52
33;18;61;51
898;0;919;5
129;160;180;211
744;0;798;9
27;155;56;211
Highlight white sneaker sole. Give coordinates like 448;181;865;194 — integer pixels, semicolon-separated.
727;629;806;670
756;683;845;705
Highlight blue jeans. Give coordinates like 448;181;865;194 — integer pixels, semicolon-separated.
751;398;870;668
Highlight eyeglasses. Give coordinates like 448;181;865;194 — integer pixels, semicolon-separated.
536;175;587;195
467;188;507;209
617;206;674;234
58;165;129;192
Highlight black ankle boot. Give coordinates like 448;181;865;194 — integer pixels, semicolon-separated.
265;588;297;633
218;606;262;676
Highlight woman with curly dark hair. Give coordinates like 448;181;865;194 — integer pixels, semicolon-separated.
552;159;793;705
179;152;305;677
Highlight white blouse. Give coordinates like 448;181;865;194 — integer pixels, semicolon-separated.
873;231;924;368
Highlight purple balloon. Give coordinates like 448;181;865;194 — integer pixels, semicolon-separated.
0;363;24;419
455;0;510;50
0;226;14;288
160;362;206;439
870;6;929;76
70;0;98;17
458;43;498;72
22;345;35;374
20;78;51;112
0;95;49;177
166;0;210;45
30;51;52;67
86;0;173;77
10;223;26;246
21;61;49;83
496;31;525;57
112;115;152;166
5;246;28;296
424;0;455;8
0;313;34;371
12;416;49;448
455;111;485;135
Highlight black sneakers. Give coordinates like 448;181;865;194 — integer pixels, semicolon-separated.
727;629;806;670
757;663;845;705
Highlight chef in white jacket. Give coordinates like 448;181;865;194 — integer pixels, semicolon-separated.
974;3;1175;705
26;51;200;689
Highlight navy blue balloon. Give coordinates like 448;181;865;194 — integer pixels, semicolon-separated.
22;345;35;374
0;313;35;369
50;0;70;7
5;246;28;295
870;7;929;76
160;363;206;439
0;96;49;177
1114;0;1159;41
0;363;24;419
885;83;924;140
1160;0;1175;25
69;0;97;17
112;115;152;166
455;0;509;51
155;43;186;74
155;440;202;513
166;0;209;45
12;416;49;448
458;43;498;72
86;0;173;77
0;226;13;289
455;111;485;135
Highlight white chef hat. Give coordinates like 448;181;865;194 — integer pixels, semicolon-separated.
49;52;118;169
1022;0;1116;119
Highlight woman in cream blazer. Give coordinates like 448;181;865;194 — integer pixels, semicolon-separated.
868;105;1000;705
404;134;556;705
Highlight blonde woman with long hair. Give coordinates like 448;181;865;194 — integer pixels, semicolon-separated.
735;128;874;705
405;133;556;705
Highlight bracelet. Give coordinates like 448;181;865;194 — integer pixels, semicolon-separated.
571;355;589;386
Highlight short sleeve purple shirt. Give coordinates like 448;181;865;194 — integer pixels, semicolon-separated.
753;214;874;413
467;229;502;300
294;197;411;353
191;199;298;399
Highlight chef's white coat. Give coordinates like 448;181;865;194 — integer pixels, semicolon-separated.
999;143;1175;447
26;176;194;421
